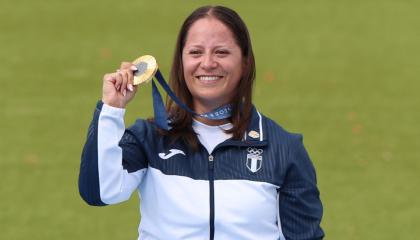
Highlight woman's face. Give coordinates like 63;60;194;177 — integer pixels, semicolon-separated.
182;17;243;113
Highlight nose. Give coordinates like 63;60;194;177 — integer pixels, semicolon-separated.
201;53;217;70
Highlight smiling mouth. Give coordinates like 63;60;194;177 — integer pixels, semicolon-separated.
196;75;223;81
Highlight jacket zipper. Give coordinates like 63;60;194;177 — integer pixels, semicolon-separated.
208;154;215;240
206;141;266;240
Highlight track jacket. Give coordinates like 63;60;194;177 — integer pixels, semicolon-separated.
79;101;324;240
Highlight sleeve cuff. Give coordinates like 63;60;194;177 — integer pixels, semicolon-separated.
101;102;126;118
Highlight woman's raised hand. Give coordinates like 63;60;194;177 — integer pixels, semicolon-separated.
102;62;139;108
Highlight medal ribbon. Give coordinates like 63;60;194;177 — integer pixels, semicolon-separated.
150;69;232;130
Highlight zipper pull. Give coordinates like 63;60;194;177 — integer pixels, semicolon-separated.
208;155;214;169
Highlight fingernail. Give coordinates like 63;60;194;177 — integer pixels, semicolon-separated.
123;89;127;96
128;84;134;91
116;69;121;72
130;65;138;71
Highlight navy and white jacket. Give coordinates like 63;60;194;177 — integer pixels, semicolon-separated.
79;101;324;240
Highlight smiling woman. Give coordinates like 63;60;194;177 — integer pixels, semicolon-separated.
182;17;243;117
79;5;324;240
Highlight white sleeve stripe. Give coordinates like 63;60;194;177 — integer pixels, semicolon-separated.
257;110;263;141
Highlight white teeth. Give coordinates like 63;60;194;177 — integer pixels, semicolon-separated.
198;76;221;81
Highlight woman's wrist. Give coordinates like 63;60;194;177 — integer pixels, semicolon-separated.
102;98;126;109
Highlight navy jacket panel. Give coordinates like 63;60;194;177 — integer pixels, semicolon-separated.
269;126;324;238
120;119;152;173
119;129;149;173
280;135;324;239
79;101;107;206
127;119;211;180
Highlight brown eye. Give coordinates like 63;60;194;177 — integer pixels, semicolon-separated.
189;50;202;55
216;50;229;56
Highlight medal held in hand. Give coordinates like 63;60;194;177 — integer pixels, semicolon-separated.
131;55;232;130
132;55;158;85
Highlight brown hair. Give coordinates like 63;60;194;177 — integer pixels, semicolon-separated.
166;5;256;149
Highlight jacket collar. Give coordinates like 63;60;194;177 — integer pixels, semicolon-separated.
244;105;265;142
218;105;267;148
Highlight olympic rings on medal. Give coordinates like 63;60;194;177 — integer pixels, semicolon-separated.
247;147;263;155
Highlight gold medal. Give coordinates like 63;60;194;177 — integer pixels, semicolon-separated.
132;55;158;85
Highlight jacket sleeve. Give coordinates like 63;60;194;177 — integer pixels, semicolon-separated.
78;101;148;206
278;134;324;239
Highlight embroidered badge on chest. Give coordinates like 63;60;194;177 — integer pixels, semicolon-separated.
246;147;263;173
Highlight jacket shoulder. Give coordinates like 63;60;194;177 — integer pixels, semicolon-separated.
125;119;159;143
261;114;303;145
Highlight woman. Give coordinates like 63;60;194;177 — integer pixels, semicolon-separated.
79;5;324;240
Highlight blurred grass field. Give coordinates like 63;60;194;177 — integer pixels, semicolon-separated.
1;0;419;239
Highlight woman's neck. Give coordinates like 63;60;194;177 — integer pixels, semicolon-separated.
193;116;230;126
192;99;231;126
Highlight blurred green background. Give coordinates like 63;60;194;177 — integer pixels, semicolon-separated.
1;0;419;239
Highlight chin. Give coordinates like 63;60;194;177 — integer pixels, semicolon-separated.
195;94;229;107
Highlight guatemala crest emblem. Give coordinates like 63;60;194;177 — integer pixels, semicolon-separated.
246;147;263;173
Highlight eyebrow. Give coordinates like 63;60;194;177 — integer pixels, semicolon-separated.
185;44;233;49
